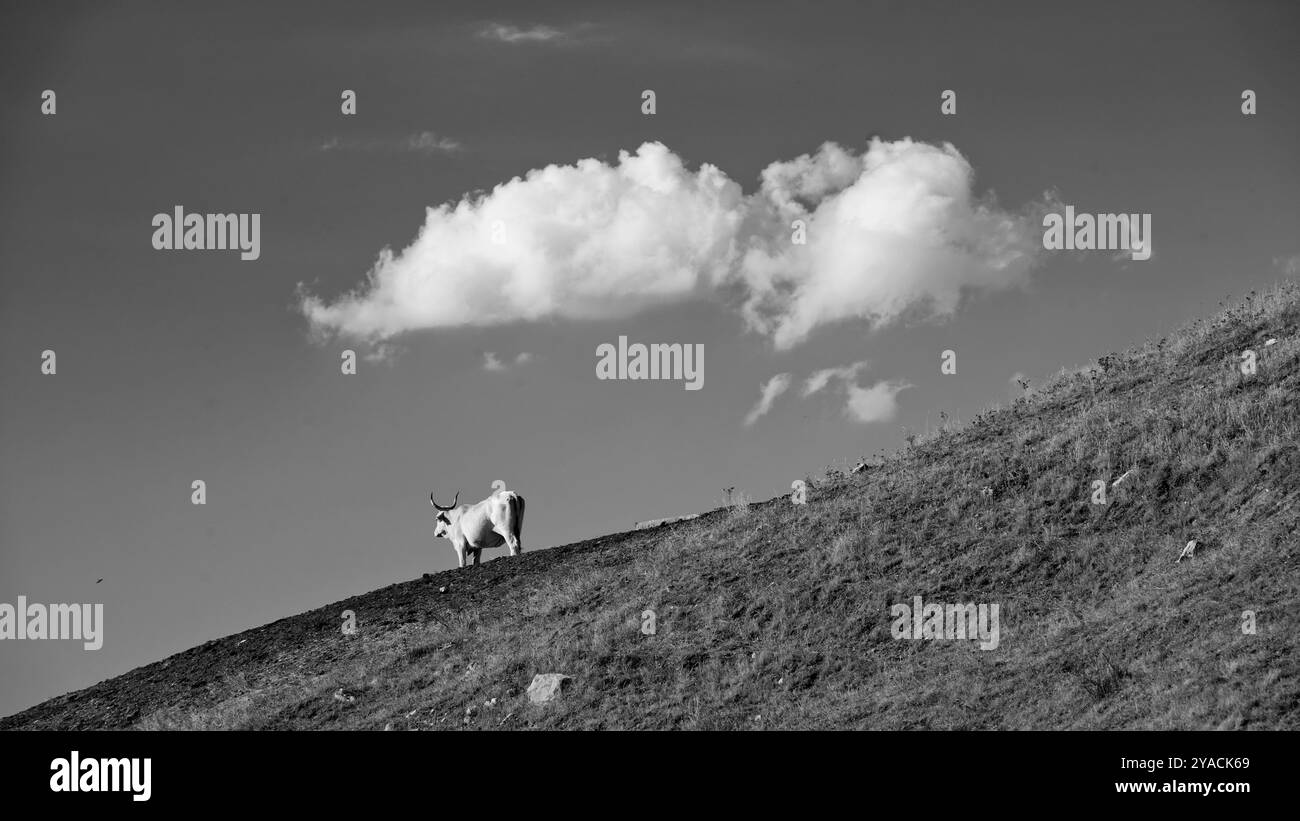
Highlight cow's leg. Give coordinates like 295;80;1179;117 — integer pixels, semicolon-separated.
455;545;467;569
472;549;482;567
508;496;524;556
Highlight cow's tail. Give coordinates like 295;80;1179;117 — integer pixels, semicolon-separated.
509;493;525;547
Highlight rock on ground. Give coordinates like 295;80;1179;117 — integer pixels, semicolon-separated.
527;674;572;705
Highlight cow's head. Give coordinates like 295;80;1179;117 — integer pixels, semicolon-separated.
429;491;461;539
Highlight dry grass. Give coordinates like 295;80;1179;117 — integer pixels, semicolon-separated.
6;283;1299;731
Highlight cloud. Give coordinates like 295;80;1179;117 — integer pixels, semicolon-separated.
320;132;462;154
744;374;792;427
797;359;908;424
299;138;1043;348
482;351;532;372
478;23;568;44
363;343;399;364
802;359;869;397
844;380;912;424
301;142;743;341
405;132;462;153
740;139;1041;349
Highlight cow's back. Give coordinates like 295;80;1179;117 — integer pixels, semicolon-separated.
457;492;519;547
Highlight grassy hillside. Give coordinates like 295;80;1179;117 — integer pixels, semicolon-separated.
6;285;1299;730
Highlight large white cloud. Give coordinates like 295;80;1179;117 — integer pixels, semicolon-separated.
300;142;743;341
299;138;1042;349
740;138;1040;349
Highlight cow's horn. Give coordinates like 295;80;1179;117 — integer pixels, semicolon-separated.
430;491;460;511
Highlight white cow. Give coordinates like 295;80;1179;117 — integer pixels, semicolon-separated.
430;488;525;568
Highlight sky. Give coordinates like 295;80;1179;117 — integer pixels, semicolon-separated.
0;0;1296;718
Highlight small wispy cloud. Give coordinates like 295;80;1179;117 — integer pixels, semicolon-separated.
477;22;568;44
744;374;792;427
319;132;462;155
363;343;399;365
483;351;533;372
405;132;462;153
802;360;869;397
798;360;908;424
844;380;912;424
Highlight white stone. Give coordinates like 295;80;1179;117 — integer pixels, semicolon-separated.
527;673;572;705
